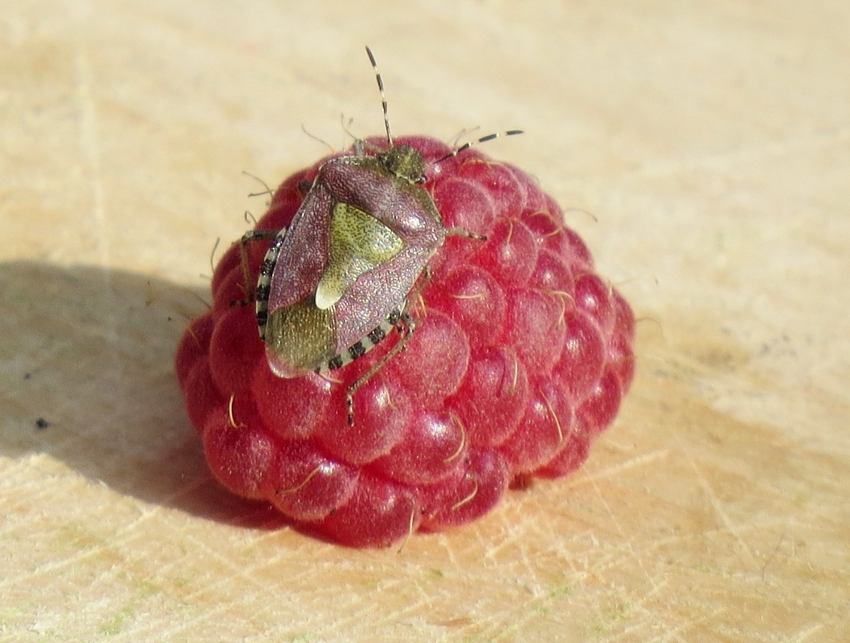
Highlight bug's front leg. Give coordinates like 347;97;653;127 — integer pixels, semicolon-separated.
445;227;487;242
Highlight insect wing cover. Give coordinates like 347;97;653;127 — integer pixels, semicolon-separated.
264;177;335;377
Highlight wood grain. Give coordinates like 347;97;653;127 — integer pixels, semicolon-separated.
2;1;848;641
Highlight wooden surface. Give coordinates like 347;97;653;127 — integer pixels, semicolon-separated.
2;1;848;641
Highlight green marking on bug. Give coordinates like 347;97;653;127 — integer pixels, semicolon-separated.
315;202;404;310
266;296;337;374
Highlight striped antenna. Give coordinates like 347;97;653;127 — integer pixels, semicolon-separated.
365;46;393;146
434;130;524;164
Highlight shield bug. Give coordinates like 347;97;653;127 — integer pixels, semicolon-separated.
238;47;521;424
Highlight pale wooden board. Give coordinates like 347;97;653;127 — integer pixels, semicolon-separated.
2;1;848;641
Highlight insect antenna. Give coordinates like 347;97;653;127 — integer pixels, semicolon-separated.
365;46;393;147
434;130;524;164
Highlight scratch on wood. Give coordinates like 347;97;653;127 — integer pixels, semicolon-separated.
787;622;825;643
570;449;670;487
591;479;663;594
688;457;758;569
761;532;786;581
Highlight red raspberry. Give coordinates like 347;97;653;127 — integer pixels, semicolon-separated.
176;135;636;547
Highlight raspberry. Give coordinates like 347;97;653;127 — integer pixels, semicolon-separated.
176;135;636;547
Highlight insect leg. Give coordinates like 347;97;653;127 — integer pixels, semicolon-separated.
345;311;416;427
342;265;436;426
445;227;487;242
232;229;281;308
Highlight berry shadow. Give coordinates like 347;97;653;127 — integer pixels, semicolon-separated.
0;260;288;530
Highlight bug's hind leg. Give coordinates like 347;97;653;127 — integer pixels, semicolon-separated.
344;312;416;426
341;266;433;425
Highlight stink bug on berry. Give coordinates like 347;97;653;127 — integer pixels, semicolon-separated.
237;47;522;425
